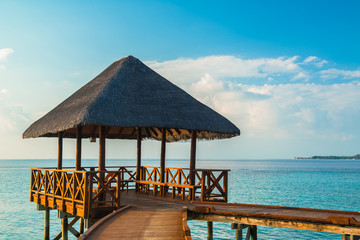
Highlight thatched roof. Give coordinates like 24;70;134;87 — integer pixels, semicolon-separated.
23;56;240;141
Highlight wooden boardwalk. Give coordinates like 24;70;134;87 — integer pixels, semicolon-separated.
84;192;188;240
82;191;360;239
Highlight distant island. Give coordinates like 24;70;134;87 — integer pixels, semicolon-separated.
294;154;360;160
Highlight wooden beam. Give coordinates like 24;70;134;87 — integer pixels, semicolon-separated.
131;127;136;137
117;127;124;135
160;128;166;183
166;129;173;136
148;127;157;137
90;125;98;135
57;132;63;170
153;127;161;137
174;128;181;135
76;126;82;170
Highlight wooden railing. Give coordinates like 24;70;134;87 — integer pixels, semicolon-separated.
138;166;229;202
30;166;136;219
30;165;229;220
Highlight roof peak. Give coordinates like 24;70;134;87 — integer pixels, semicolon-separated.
114;55;138;63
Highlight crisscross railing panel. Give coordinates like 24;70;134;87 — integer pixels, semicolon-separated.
89;171;120;206
200;170;229;202
139;166;229;202
141;166;161;181
30;168;88;217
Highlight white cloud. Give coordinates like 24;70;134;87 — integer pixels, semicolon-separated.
146;55;302;85
303;56;328;67
316;60;328;68
0;89;31;134
320;68;360;79
0;88;11;98
147;56;360;142
304;56;319;63
292;71;310;81
0;48;14;70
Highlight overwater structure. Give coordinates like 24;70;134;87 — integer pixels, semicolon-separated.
24;56;239;239
24;56;360;240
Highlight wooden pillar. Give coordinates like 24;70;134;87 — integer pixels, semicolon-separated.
76;126;82;170
189;130;197;200
207;221;213;240
44;208;50;240
160;128;166;196
55;132;63;196
160;128;166;183
79;218;84;234
343;235;360;240
247;225;257;240
99;125;106;171
62;215;68;240
136;128;142;192
98;125;106;201
57;132;63;170
189;130;197;185
235;228;242;240
232;223;245;240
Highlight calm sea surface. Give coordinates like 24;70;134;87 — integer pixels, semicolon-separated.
1;159;360;239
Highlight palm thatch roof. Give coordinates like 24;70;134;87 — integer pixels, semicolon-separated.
23;56;240;141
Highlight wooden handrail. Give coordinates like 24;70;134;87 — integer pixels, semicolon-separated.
30;168;134;219
139;166;229;202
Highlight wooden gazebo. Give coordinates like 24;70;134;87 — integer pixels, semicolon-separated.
24;56;240;239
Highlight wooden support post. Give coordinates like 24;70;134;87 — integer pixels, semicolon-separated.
44;208;50;240
160;128;166;196
343;235;360;240
245;225;257;240
99;125;106;201
79;217;84;234
57;132;63;170
76;126;82;170
62;215;68;240
136;128;142;192
235;228;242;240
207;221;213;240
232;223;247;240
189;130;197;200
99;125;106;171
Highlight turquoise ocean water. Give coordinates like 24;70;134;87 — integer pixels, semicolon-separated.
1;158;360;239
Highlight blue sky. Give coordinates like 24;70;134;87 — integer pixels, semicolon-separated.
1;1;360;159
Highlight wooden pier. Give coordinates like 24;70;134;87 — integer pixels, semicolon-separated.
78;191;360;240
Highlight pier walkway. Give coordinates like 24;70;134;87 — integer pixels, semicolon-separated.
84;192;187;240
82;191;360;240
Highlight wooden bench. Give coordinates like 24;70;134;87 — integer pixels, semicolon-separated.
136;180;166;196
136;180;200;200
165;183;202;200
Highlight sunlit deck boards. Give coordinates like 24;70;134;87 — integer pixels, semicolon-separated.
85;192;187;240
